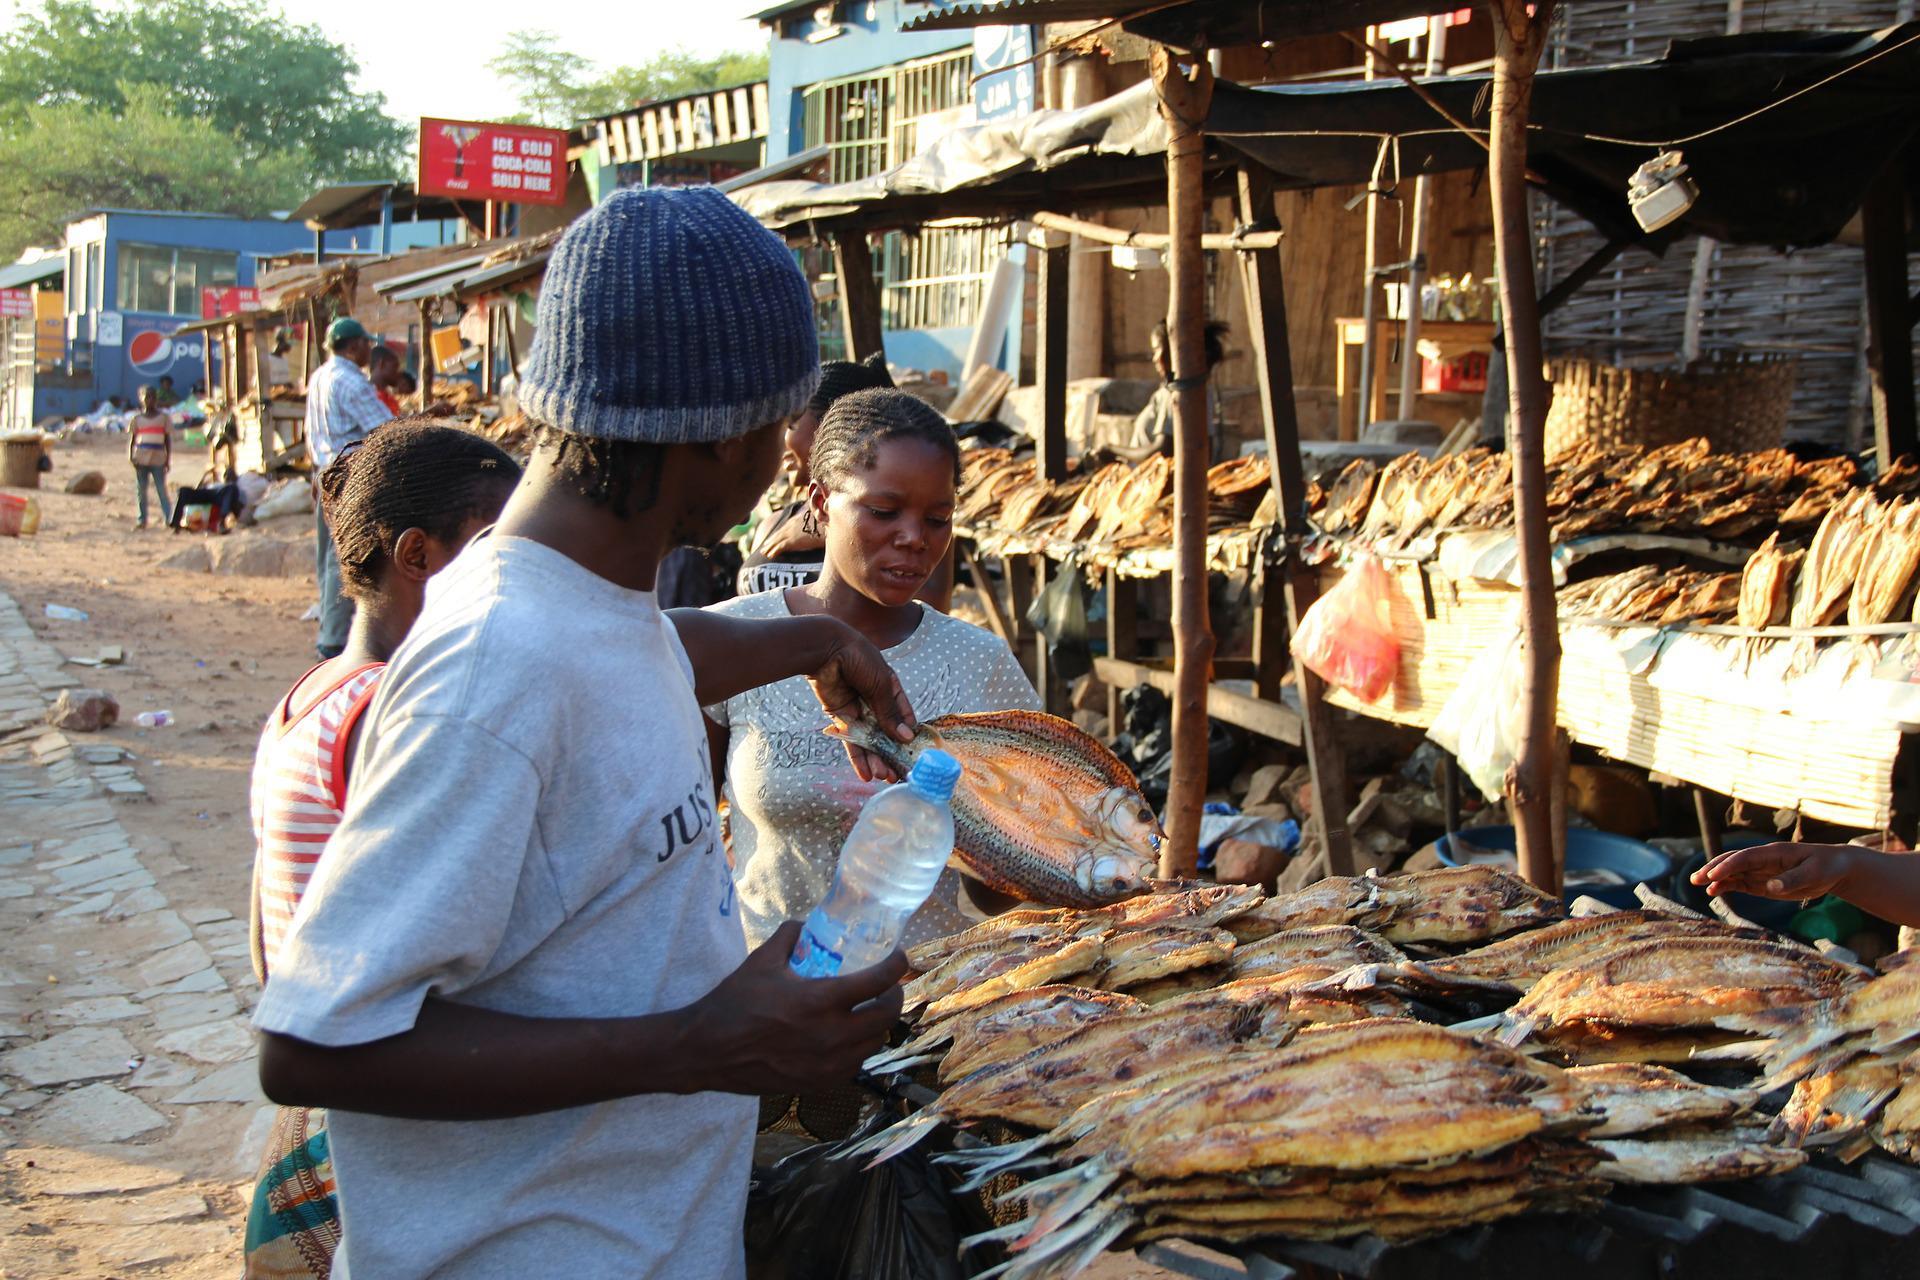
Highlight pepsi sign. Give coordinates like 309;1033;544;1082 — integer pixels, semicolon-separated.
124;322;205;380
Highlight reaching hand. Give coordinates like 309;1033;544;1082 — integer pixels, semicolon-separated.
684;922;907;1097
808;625;916;782
1690;842;1855;902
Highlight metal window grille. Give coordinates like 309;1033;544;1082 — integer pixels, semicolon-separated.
801;51;999;341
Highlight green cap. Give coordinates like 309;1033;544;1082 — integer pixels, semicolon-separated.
327;316;370;346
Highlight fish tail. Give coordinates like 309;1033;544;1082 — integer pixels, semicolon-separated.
821;718;913;773
854;1110;943;1168
1498;1014;1541;1047
1008;1202;1130;1276
1010;1165;1123;1246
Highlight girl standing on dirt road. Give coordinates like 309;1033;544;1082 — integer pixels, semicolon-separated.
243;418;520;1277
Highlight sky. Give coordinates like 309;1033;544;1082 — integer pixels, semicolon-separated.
302;2;768;123
0;1;769;126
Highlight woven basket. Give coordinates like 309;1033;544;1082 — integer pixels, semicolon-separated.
1543;354;1796;457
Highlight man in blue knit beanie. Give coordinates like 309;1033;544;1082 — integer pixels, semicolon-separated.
253;186;915;1279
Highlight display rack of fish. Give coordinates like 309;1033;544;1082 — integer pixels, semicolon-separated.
829;710;1163;908
1317;438;1867;550
951;450;1279;547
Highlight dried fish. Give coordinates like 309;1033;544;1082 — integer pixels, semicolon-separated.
831;711;1162;908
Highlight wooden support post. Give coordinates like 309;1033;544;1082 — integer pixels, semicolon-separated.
960;541;1015;645
418;300;434;408
1863;162;1917;469
1007;554;1037;684
1036;238;1070;483
1153;43;1217;879
1236;163;1354;875
1491;0;1562;893
1693;787;1725;863
832;232;884;363
1252;557;1284;702
1106;567;1137;729
481;303;496;397
1032;554;1066;714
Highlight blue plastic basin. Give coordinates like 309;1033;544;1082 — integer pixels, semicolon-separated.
1435;825;1674;909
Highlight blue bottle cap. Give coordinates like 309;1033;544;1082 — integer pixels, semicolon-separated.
907;749;962;804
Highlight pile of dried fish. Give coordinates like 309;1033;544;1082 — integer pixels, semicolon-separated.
953;451;1273;548
1761;966;1920;1162
1556;566;1743;626
1319;438;1860;549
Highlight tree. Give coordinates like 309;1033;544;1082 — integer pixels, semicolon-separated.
488;31;770;123
0;85;313;257
585;47;770;114
486;30;592;127
0;0;408;182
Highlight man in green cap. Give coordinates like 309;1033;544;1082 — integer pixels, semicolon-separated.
305;316;394;657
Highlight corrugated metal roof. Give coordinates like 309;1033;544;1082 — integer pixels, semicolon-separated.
902;0;1457;45
0;256;64;289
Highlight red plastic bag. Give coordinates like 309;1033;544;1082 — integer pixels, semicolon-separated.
1289;551;1400;702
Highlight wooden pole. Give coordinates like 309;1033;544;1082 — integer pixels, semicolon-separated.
832;232;884;362
417;299;434;409
1153;42;1216;879
1035;236;1070;483
1396;18;1448;419
1105;567;1137;730
1236;164;1354;875
1491;0;1562;894
1863;161;1917;469
1029;210;1284;253
1354;27;1382;441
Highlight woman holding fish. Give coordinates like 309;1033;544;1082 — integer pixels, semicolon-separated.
706;387;1048;947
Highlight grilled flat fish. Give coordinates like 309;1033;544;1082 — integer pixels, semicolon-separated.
921;936;1107;1022
1567;1064;1756;1137
1228;925;1406;981
1094;926;1237;990
1223;877;1392;941
906;884;1264;971
864;984;1142;1078
904;935;1103;1017
1507;937;1864;1039
1419;911;1762;994
1592;1128;1807;1183
1372;865;1567;945
831;711;1162;908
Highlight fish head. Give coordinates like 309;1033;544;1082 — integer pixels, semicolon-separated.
1072;787;1164;900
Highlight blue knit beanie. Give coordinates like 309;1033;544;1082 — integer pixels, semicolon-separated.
519;186;821;444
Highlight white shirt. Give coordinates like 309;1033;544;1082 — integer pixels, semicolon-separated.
255;536;752;1280
705;590;1042;949
304;354;393;469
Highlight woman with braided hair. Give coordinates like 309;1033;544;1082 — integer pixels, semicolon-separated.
243;418;518;1278
736;351;893;596
707;386;1040;954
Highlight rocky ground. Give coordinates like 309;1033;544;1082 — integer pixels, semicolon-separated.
0;429;1173;1278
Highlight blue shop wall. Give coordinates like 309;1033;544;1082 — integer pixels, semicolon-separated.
763;2;973;163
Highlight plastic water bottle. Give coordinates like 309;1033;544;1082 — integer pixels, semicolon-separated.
134;710;172;728
791;749;963;978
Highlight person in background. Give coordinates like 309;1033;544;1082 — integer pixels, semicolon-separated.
369;345;404;417
245;420;520;1279
1692;842;1920;929
708;386;1041;951
127;384;171;531
250;186;913;1279
737;353;892;596
304;317;395;660
1095;318;1230;464
155;374;180;409
266;332;295;390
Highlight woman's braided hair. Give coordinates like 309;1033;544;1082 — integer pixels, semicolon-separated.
809;387;960;490
319;418;521;602
807;351;893;418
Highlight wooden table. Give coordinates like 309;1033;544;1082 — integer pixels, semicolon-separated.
1333;316;1496;439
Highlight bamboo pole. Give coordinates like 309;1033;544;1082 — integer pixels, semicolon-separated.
1028;211;1284;253
1152;42;1216;879
1491;0;1562;895
1397;18;1448;419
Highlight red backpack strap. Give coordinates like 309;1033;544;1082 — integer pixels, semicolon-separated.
327;673;385;812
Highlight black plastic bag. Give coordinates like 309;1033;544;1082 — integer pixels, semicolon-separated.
745;1113;1004;1280
1024;553;1093;682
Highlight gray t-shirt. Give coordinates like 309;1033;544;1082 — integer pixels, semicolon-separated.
705;590;1041;950
254;536;752;1280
